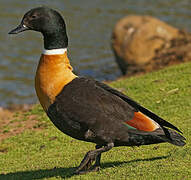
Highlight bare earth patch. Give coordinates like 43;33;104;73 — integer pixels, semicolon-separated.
0;105;43;141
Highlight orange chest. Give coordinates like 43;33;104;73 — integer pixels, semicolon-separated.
35;54;77;111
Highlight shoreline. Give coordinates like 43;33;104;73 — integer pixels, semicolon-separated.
0;103;34;112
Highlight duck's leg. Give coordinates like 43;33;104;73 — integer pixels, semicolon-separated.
75;142;114;174
92;145;102;170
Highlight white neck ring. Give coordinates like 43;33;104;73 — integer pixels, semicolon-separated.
43;48;67;55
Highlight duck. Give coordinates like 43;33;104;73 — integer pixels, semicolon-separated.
9;7;186;174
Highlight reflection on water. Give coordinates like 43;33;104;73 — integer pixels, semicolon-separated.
1;0;191;106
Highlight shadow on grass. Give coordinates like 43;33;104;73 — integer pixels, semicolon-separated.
0;155;169;179
102;155;170;169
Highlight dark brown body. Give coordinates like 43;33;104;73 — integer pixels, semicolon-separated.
47;77;185;147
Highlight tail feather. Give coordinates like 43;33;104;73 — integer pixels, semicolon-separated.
126;128;186;147
158;128;186;146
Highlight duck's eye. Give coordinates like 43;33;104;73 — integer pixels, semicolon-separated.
31;15;37;19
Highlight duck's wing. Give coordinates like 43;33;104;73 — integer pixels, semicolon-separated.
94;79;182;134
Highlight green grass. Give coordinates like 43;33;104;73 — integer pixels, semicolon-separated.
0;62;191;179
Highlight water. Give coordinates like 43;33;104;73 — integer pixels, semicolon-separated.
1;0;191;106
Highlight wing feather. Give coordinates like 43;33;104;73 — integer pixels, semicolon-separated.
94;79;182;133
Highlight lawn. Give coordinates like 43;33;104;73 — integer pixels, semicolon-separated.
0;62;191;180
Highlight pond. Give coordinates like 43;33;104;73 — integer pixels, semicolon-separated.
1;0;191;106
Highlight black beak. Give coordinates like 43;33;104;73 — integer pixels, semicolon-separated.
8;24;29;34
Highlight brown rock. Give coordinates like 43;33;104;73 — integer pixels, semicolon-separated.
112;15;179;75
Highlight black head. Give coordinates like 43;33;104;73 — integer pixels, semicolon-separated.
9;7;68;49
